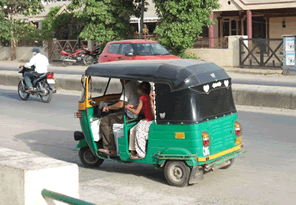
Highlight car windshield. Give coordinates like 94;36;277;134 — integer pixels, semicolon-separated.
132;43;170;56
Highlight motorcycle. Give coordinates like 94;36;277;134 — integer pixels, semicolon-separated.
82;45;101;65
18;66;56;103
60;48;85;66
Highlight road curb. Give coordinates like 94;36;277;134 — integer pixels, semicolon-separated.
0;73;295;110
232;86;296;110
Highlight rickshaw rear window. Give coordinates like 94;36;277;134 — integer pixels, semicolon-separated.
195;88;236;120
155;83;236;124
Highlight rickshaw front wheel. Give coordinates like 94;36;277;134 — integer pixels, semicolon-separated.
79;147;104;168
164;161;190;187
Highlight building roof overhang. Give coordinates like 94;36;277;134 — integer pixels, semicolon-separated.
215;0;296;12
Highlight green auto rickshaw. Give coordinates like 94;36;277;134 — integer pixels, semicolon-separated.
74;59;246;187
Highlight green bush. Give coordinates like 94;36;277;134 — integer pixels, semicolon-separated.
178;52;200;60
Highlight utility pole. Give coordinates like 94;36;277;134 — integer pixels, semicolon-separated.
139;0;144;39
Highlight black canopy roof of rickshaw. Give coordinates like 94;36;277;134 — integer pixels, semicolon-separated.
85;59;230;92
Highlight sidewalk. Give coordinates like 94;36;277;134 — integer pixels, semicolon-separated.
1;60;295;88
222;66;283;75
0;60;284;75
0;60;87;73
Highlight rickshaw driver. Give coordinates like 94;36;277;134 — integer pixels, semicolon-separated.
99;79;140;156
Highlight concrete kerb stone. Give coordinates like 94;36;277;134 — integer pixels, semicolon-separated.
232;85;296;109
0;147;79;205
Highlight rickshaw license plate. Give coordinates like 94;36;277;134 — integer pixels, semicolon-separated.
47;79;55;84
235;137;242;145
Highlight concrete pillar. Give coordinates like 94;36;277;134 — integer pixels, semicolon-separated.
228;35;248;66
88;40;94;51
209;13;215;48
247;10;252;39
0;148;79;205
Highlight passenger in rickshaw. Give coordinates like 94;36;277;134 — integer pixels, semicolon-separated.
125;81;155;159
99;79;140;156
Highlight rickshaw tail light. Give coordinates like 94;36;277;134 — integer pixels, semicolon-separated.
235;121;242;136
202;131;210;147
74;112;83;118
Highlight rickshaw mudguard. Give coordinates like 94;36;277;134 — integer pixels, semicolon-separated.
75;139;88;149
79;109;99;155
156;148;198;167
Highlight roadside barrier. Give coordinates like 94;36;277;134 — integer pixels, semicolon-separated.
0;148;79;205
42;189;96;205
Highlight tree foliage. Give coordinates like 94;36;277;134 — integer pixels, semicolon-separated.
153;0;220;55
68;0;144;44
0;0;52;43
41;6;81;40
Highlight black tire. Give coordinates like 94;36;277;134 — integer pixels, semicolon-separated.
220;159;234;169
40;82;53;103
79;147;104;168
83;55;95;65
18;81;30;101
164;161;190;187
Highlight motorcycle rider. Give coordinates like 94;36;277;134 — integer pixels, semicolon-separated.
22;47;49;93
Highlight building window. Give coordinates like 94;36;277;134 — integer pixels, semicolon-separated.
231;20;237;35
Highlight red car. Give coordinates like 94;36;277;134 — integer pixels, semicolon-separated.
98;39;180;63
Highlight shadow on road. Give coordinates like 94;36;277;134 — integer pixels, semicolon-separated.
2;90;43;102
14;129;78;163
14;129;168;185
96;164;167;185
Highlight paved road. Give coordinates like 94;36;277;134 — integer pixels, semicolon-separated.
1;86;296;204
1;65;296;87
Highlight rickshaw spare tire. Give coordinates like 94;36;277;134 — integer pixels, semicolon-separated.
220;159;234;169
164;161;190;187
79;147;104;168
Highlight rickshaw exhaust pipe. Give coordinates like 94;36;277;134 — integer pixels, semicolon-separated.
204;160;231;172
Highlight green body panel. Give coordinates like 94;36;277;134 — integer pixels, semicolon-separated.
75;139;88;149
78;105;240;167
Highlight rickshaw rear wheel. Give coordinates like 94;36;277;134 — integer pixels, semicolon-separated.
164;161;190;187
79;147;104;168
220;159;234;169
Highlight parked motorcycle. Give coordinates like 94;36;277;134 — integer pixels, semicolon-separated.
18;66;56;103
60;48;85;66
82;45;101;65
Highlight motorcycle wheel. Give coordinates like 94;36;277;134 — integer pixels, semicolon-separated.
40;82;53;103
83;55;95;65
18;81;30;101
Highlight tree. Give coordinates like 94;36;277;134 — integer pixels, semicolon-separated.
153;0;220;56
41;6;81;40
68;0;143;45
0;0;52;59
